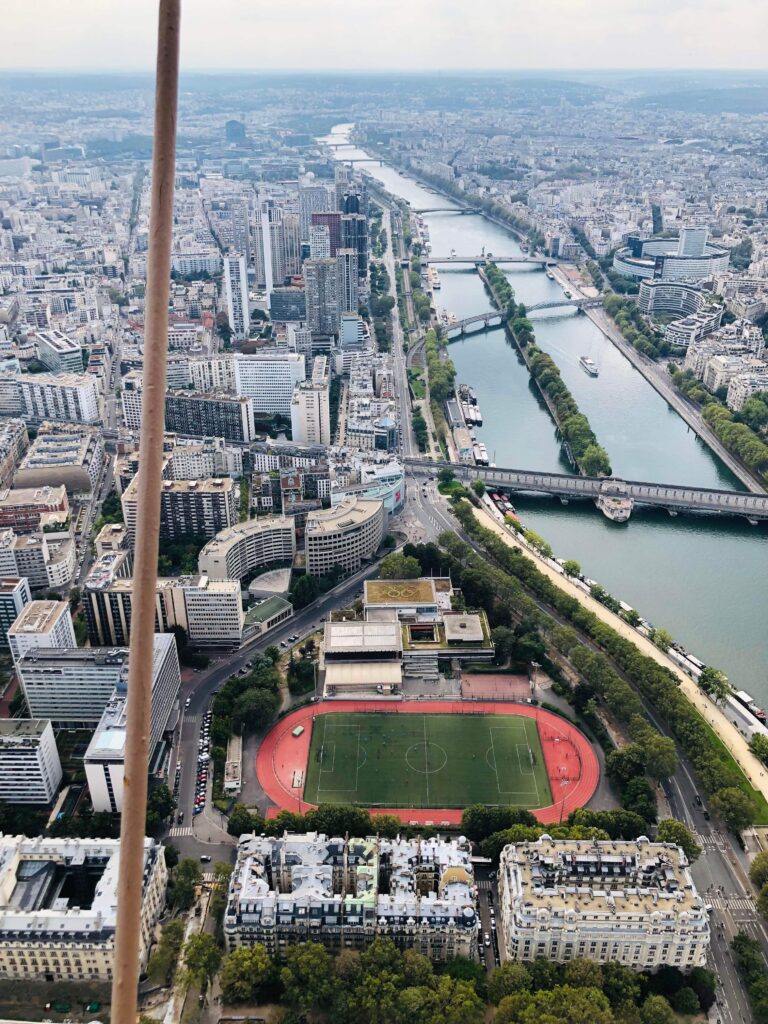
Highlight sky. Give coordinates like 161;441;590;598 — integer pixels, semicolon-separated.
3;0;767;72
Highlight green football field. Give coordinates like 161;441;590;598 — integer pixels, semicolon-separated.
302;712;552;810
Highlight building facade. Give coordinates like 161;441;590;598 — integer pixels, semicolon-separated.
121;475;237;543
304;496;385;576
0;720;62;804
233;353;306;416
35;330;83;374
19;373;100;424
198;516;296;582
164;390;255;444
290;355;331;446
0;578;31;650
498;837;709;972
7;599;75;664
224;253;249;340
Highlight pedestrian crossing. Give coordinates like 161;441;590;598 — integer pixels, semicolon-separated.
708;895;755;911
168;826;193;837
477;880;493;891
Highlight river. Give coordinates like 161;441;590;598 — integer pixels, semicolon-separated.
323;126;768;700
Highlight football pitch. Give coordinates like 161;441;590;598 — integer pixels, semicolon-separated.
302;712;553;810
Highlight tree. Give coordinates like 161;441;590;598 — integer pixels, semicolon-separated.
231;688;279;734
215;311;233;346
563;957;603;989
471;479;486;497
710;787;754;831
181;933;221;991
643;735;678;782
146;919;184;985
290;573;319;609
656;819;702;863
606;744;646;788
698;666;731;704
757;884;768;919
750;734;768;765
146;784;175;831
562;559;581;578
379;552;421;579
228;804;263;837
621;776;657;823
650;628;673;652
265;645;281;664
219;944;273;1004
640;994;676;1024
438;467;455;486
488;962;531;1003
280;942;339;1010
670;987;700;1014
750;851;768;889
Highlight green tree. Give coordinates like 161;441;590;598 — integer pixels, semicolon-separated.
471;479;486;497
264;645;281;664
643;735;678;782
290;573;319;609
563;957;603;989
146;919;184;985
488;962;532;1003
656;819;702;863
757;884;768;919
219;944;273;1003
227;804;263;837
280;941;339;1010
710;786;755;831
750;851;768;889
146;784;175;831
750;734;768;765
698;666;731;704
606;743;646;788
231;688;279;734
181;933;221;991
640;994;676;1024
671;987;700;1014
438;467;455;486
562;559;581;578
379;552;422;579
650;628;674;652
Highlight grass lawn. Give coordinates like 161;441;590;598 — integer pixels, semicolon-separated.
303;712;552;810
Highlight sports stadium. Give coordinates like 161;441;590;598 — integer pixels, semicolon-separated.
256;699;599;825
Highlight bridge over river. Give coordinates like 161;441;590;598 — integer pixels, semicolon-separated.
444;299;603;335
404;459;768;523
422;254;554;266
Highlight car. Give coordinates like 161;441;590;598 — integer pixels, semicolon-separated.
192;807;203;816
484;936;491;947
280;640;289;647
178;811;184;823
200;855;212;863
703;810;711;821
695;795;703;806
185;697;191;708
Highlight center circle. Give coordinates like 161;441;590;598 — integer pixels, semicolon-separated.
405;741;448;774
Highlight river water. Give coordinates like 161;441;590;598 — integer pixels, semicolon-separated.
323;126;768;700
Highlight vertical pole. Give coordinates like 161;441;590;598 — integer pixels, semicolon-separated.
111;4;180;1023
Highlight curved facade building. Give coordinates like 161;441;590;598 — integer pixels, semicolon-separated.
638;280;708;316
198;516;296;582
305;496;385;577
614;231;729;283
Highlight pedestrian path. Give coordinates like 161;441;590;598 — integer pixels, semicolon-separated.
168;826;193;837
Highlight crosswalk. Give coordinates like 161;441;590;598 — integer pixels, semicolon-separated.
168;826;193;837
708;895;755;912
477;880;494;891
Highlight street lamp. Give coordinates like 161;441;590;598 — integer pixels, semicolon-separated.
530;661;540;692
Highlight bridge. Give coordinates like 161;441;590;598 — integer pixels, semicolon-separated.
412;207;472;215
404;459;768;522
422;255;554;266
444;299;603;336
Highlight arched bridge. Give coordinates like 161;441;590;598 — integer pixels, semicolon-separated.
444;298;602;336
412;207;473;215
404;459;768;523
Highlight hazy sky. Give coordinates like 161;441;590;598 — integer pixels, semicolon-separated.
4;0;767;72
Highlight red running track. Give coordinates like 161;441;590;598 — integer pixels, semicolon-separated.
256;700;599;826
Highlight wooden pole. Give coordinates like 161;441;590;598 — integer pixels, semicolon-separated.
110;3;180;1022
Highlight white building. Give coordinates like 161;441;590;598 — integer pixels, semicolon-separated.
224;832;478;961
498;837;709;972
304;496;385;576
291;355;331;446
7;600;75;665
234;352;306;415
727;372;768;412
0;578;31;650
17;633;179;728
172;250;222;277
35;330;83;374
0;529;76;591
0;720;62;804
198;516;296;582
336;248;359;317
0;835;166;981
19;373;100;424
84;636;181;813
224;253;249;340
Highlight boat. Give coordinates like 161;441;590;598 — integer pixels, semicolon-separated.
595;493;633;523
579;356;599;377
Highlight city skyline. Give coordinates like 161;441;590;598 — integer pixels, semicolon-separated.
3;0;767;72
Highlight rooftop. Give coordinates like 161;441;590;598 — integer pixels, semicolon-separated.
324;618;403;654
244;595;293;624
365;578;437;606
8;601;69;637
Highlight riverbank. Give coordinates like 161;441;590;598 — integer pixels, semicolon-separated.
586;307;765;495
471;502;768;808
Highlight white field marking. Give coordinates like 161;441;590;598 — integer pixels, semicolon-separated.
488;725;540;800
316;720;362;795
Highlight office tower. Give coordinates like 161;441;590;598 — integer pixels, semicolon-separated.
305;497;385;576
270;287;307;323
334;164;353;211
254;204;302;297
224;254;249;340
304;258;339;336
336;249;360;318
35;330;83;374
291;356;331;446
0;720;62;805
287;324;313;361
164;390;255;444
0;578;31;650
15;422;104;494
121;476;238;543
0;528;76;591
208;198;251;264
225;119;247;144
120;370;143;431
299;184;332;241
17;633;179;728
0;835;166;982
310;212;342;255
19;373;100;424
233;352;306;415
256;199;275;299
678;227;708;258
8;599;75;664
341;213;369;278
309;224;331;259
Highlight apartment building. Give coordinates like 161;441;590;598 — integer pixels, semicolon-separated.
498;837;709;971
121;475;237;543
198;516;296;582
304;496;385;577
0;720;62;804
164;389;255;444
0;528;76;591
224;832;478;962
233;352;306;416
0;578;31;650
0;835;166;982
224;254;249;340
35;329;83;374
7;600;75;665
0;485;68;534
290;355;331;446
14;421;104;494
0;420;29;488
19;372;100;424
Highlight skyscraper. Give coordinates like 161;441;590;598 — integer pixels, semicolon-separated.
310;224;331;259
254;203;302;300
310;212;342;255
224;254;249;340
341;213;369;278
336;249;360;319
299;184;332;241
305;258;339;336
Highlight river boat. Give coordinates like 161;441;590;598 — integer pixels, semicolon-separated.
595;493;633;523
429;266;441;289
579;356;599;377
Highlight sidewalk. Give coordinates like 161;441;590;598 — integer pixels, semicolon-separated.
472;504;768;803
